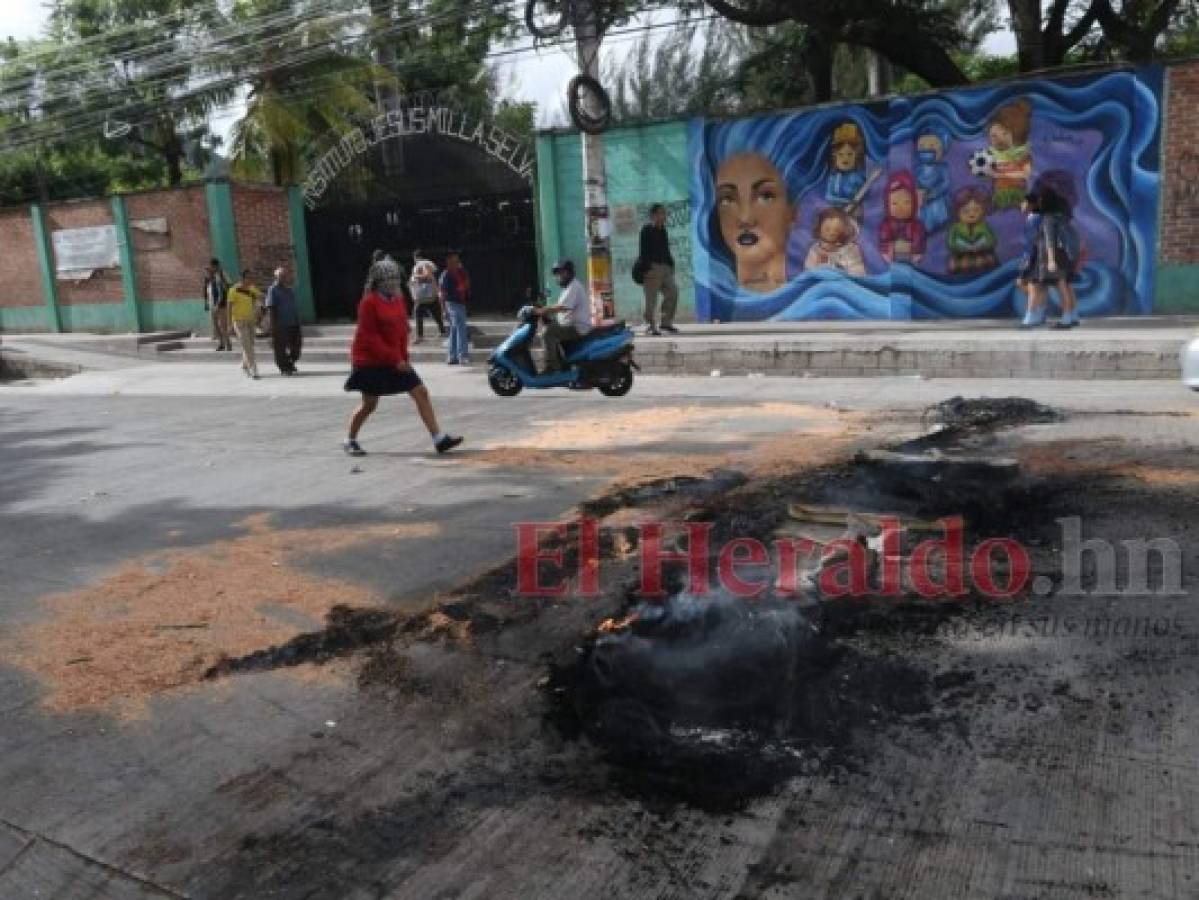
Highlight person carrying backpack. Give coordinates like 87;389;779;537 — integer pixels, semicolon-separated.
409;249;446;343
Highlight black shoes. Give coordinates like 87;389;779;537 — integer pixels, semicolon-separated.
435;435;464;454
343;439;366;457
645;325;661;336
660;324;679;334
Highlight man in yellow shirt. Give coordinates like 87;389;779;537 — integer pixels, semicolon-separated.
227;269;263;379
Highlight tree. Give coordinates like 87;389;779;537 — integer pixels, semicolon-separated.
225;0;383;185
690;0;988;97
39;0;232;185
603;22;742;121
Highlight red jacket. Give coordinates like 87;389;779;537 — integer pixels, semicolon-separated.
351;291;409;368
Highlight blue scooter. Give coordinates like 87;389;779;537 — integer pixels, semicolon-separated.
487;306;638;397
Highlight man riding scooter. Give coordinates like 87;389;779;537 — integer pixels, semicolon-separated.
537;259;592;373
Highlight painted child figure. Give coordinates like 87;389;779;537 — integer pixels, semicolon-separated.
804;207;867;276
946;186;998;275
987;99;1034;210
914;126;952;233
825;122;869;218
878;172;927;265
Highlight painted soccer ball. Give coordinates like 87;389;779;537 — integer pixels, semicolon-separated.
968;148;997;178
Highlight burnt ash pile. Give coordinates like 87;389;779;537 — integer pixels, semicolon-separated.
922;395;1062;433
553;591;938;804
548;400;1067;805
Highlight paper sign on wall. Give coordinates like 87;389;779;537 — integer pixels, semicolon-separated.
52;225;119;278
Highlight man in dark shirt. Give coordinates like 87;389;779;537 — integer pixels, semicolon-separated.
264;264;302;375
638;203;679;336
203;259;232;351
438;250;471;365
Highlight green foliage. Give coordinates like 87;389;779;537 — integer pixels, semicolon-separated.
604;22;743;122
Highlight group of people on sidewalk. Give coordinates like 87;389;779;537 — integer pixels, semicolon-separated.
203;259;303;377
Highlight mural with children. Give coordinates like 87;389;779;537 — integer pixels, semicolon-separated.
688;68;1162;322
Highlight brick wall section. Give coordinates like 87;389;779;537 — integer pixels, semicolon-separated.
231;184;294;280
0;207;42;308
45;199;124;305
126;186;211;301
1160;60;1199;265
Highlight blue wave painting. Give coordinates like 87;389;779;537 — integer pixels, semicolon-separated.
689;67;1162;322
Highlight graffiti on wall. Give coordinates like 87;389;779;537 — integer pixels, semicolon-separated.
689;68;1162;321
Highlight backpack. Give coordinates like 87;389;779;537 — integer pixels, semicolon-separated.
410;263;437;303
631;257;648;286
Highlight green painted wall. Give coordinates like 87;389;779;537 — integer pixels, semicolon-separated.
1153;265;1199;312
0;305;48;331
535;123;695;321
139;299;208;331
57;303;128;332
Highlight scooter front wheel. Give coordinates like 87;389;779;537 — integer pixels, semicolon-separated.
488;365;523;397
597;364;634;397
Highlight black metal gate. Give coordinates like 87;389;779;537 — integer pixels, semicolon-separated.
304;123;538;321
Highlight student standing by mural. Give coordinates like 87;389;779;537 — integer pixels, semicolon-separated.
715;152;797;293
986;99;1034;210
915;126;952;233
1035;172;1084;328
946;187;998;275
638;204;680;335
879;172;927;265
804;208;866;276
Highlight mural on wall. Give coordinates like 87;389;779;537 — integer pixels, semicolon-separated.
689;68;1162;321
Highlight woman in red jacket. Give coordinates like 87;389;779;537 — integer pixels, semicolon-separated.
343;257;463;456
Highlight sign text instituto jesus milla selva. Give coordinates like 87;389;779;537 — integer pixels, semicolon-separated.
301;105;535;208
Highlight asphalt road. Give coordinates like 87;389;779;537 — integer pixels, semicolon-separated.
1;362;1197;898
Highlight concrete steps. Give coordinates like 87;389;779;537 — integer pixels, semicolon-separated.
42;316;1193;380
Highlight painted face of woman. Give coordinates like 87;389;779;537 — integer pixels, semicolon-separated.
715;153;795;287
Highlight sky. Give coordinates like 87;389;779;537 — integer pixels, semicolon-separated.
1;0;1016;131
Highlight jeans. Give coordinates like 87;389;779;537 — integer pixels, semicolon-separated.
445;301;469;362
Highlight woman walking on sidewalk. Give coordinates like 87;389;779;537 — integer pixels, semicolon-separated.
343;257;463;457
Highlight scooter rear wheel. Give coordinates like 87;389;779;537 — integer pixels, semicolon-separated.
597;364;633;397
488;366;523;397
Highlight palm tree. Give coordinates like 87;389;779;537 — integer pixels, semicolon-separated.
227;0;389;185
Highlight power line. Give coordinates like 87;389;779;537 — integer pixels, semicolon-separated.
0;0;407;110
0;0;519;150
0;3;701;158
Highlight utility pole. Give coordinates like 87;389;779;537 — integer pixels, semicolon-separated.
574;0;613;321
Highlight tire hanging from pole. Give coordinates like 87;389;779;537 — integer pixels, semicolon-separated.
567;73;612;134
524;0;569;39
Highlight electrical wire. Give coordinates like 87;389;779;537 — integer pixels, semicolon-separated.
0;4;707;157
0;0;520;149
0;0;462;110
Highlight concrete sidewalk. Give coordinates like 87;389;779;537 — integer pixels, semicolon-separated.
6;316;1197;380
